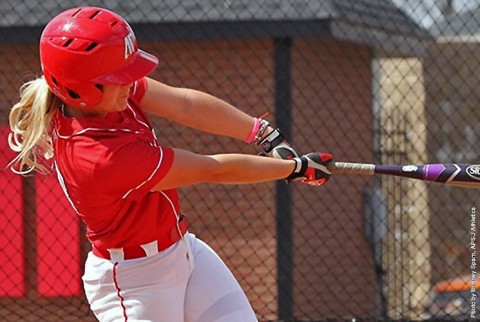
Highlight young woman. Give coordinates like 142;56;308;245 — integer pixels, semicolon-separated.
8;7;333;322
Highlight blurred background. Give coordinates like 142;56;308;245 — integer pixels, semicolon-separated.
0;0;479;321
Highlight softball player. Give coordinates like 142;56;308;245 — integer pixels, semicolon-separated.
8;7;333;322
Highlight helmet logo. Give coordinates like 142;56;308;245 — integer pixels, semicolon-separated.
124;32;135;59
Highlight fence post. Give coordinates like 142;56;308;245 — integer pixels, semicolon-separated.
274;37;293;321
23;176;38;299
376;58;432;320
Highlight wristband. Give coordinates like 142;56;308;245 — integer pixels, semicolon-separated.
286;157;307;181
253;119;270;145
258;128;283;152
244;118;261;144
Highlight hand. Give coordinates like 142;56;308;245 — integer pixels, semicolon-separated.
258;128;299;160
287;152;333;186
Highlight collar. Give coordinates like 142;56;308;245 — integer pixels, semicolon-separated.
54;103;137;139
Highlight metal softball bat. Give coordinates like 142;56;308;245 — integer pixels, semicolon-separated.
328;162;480;188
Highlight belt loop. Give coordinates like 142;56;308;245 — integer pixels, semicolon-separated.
108;248;125;261
140;240;159;257
92;217;189;261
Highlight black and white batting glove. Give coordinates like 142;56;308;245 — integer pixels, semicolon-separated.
286;152;333;186
258;128;299;160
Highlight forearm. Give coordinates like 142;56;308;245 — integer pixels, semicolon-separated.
207;154;294;184
181;89;256;141
179;90;277;146
151;149;295;191
142;78;259;141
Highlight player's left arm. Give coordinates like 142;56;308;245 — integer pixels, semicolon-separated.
140;77;254;141
140;77;300;159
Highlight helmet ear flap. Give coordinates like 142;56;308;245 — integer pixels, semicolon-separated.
44;70;103;108
63;83;103;108
43;71;68;103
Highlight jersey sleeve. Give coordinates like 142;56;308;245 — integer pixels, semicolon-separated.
94;139;174;201
129;77;148;104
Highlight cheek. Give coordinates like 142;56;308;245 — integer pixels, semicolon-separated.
103;96;117;108
102;87;129;110
103;92;120;106
113;94;129;110
117;98;129;109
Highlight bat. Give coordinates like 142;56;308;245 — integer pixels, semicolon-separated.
328;162;480;188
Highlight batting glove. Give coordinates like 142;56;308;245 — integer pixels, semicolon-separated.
258;128;299;160
286;152;333;186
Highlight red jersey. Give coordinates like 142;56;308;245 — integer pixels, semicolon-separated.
53;78;179;250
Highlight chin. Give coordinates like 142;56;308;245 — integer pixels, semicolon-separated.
117;102;128;111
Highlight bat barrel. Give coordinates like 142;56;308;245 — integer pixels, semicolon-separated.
330;162;480;189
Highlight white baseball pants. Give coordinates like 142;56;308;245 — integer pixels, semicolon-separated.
82;233;258;322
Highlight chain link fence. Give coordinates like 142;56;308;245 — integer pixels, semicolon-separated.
0;0;479;321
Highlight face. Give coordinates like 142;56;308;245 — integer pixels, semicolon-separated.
66;83;133;118
93;83;133;113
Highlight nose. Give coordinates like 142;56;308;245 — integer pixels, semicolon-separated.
120;82;133;94
118;82;133;91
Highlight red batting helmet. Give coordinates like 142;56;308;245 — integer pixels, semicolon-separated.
40;7;158;108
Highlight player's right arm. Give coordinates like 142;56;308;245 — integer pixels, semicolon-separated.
140;78;299;160
150;148;333;191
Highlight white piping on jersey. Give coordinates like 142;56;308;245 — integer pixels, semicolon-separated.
132;81;138;95
159;190;188;257
55;127;135;139
55;103;153;140
159;190;179;221
127;104;149;128
122;146;164;199
55;161;81;216
55;100;163;200
125;104;159;144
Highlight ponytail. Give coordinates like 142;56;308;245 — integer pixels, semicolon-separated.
8;76;61;174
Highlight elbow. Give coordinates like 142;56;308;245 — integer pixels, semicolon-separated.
202;155;233;184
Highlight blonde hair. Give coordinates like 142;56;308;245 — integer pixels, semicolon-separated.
8;76;61;175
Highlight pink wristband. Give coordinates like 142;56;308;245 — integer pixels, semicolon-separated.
244;118;261;144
